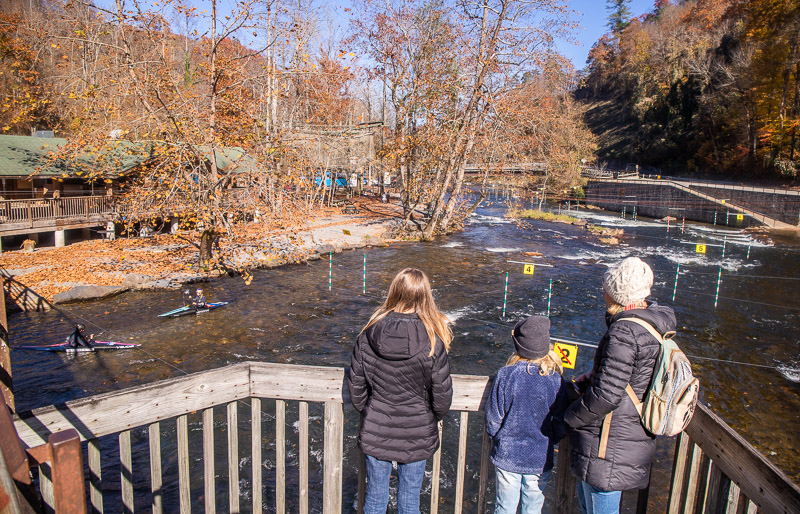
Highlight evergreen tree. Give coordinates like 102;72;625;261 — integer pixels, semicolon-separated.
606;0;632;35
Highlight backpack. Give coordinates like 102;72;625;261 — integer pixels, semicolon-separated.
622;317;699;436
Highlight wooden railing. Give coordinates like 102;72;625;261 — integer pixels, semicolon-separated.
0;196;116;236
10;362;800;513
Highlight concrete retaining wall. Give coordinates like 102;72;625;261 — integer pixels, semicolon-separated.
584;180;757;227
690;185;800;226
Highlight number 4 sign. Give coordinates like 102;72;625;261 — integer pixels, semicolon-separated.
554;342;578;369
523;264;535;275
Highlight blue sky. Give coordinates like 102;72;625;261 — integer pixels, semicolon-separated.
98;0;657;70
557;0;657;69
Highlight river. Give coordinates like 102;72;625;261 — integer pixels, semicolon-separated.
8;192;800;512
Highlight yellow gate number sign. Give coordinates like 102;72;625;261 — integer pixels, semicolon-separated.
696;244;707;254
523;264;535;275
554;342;578;369
736;214;744;221
342;229;351;235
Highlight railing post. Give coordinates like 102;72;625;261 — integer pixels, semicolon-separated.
322;401;343;514
554;437;577;513
49;430;87;513
0;281;11;411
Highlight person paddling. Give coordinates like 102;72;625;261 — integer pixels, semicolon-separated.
185;288;207;311
66;324;94;349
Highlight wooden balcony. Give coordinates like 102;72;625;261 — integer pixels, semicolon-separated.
0;196;115;237
7;362;800;513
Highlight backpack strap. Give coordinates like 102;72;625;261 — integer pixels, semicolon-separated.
626;384;643;415
598;411;613;459
620;317;671;416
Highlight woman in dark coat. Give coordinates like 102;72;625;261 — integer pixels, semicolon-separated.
348;268;453;514
565;257;676;513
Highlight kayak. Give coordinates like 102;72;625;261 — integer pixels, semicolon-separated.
158;301;231;318
17;341;140;352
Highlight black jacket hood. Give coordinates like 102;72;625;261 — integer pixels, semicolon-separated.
365;312;429;361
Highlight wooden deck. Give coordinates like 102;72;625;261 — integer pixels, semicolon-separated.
8;362;800;513
0;196;115;237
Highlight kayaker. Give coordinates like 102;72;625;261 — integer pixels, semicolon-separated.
66;324;94;349
190;288;207;310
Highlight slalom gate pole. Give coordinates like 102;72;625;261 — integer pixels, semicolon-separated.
363;254;366;294
747;239;751;260
547;279;553;317
667;218;670;232
502;272;509;319
714;211;717;225
329;252;332;291
714;268;722;308
672;264;680;302
681;217;685;233
722;236;727;259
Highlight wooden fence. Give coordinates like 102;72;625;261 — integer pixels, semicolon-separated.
10;362;800;513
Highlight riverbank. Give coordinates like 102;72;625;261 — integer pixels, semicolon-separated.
0;197;402;307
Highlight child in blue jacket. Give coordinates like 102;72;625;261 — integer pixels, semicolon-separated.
485;315;569;514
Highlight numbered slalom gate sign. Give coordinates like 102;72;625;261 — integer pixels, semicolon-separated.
523;263;535;275
696;244;707;254
554;342;578;369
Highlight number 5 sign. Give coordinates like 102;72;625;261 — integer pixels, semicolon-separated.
695;244;707;254
554;342;578;369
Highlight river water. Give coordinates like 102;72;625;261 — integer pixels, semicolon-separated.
8;192;800;512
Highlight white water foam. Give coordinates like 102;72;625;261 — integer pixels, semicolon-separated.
443;306;476;323
486;247;520;253
644;246;760;271
441;241;464;248
777;363;800;383
685;226;773;247
554;248;632;262
569;211;660;228
468;214;513;225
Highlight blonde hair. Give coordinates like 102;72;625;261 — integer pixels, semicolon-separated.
505;349;564;376
363;268;452;356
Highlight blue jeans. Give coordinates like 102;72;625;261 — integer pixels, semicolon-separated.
577;481;622;514
494;467;551;514
364;455;427;514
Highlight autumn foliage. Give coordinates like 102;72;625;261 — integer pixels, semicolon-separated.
581;0;800;178
0;0;594;259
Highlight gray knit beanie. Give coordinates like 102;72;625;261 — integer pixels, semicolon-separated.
603;257;654;306
512;315;551;360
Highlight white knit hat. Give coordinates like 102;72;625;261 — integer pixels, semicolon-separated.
603;257;653;306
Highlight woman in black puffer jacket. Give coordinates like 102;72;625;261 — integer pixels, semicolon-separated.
565;257;676;514
348;268;453;514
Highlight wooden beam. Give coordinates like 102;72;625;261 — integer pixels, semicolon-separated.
322;401;343;514
14;363;251;445
250;363;348;403
685;403;800;514
0;282;11;411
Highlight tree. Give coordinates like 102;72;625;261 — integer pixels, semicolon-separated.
607;0;632;36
